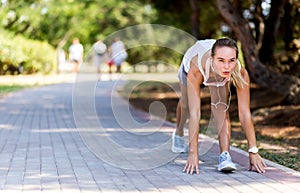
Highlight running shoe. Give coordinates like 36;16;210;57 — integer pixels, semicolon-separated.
218;151;237;172
171;130;186;153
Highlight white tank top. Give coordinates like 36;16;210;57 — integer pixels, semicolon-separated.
181;39;241;87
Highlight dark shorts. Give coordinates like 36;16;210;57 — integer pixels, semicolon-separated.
177;65;187;86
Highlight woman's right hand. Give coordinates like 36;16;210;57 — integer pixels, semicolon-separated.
183;152;200;174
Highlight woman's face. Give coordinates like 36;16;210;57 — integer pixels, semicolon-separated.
212;46;237;79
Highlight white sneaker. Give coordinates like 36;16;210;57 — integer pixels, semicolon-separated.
171;130;186;153
218;151;237;172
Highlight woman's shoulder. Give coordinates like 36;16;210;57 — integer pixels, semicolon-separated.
195;39;216;48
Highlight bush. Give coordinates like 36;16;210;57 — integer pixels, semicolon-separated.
0;30;56;75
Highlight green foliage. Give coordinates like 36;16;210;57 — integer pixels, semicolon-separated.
139;0;221;39
232;138;300;172
0;29;56;74
142;0;192;35
259;150;299;171
127;45;182;68
1;0;300;75
0;85;27;94
0;0;155;48
0;0;159;75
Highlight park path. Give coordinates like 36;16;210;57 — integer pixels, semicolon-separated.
0;72;299;193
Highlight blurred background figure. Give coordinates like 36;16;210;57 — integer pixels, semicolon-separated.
92;39;108;78
68;38;84;73
109;37;127;74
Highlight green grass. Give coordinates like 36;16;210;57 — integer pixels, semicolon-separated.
0;73;74;96
0;85;30;94
231;141;300;171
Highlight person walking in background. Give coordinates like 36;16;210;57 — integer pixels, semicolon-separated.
172;38;266;174
68;38;84;73
92;39;108;77
109;37;127;74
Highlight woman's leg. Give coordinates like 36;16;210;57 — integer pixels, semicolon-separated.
209;83;236;171
217;112;231;153
209;83;231;152
176;83;188;136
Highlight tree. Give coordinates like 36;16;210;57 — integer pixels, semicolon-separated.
0;0;154;48
216;0;300;104
0;0;157;74
258;0;287;64
140;0;220;39
189;0;200;39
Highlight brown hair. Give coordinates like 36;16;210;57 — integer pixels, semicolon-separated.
211;38;238;58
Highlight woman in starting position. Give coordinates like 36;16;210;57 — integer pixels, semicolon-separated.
172;37;267;174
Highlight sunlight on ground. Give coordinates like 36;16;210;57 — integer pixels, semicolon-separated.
0;73;76;86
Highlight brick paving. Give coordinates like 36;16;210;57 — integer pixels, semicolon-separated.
0;73;299;193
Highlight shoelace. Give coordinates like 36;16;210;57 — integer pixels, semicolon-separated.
178;137;184;148
219;152;231;163
175;136;185;148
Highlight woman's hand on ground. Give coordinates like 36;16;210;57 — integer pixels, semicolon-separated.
248;153;267;173
183;152;200;174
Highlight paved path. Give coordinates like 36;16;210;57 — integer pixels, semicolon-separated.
0;73;299;193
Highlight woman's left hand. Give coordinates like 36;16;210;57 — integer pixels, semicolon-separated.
248;153;267;173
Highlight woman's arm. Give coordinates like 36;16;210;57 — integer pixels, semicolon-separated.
183;57;203;174
236;68;266;173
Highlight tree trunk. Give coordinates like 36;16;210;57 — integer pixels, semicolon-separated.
252;0;264;46
189;0;200;39
258;0;287;64
282;2;293;51
216;0;300;104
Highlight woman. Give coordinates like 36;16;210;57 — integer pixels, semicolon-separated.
92;39;108;76
172;38;267;174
